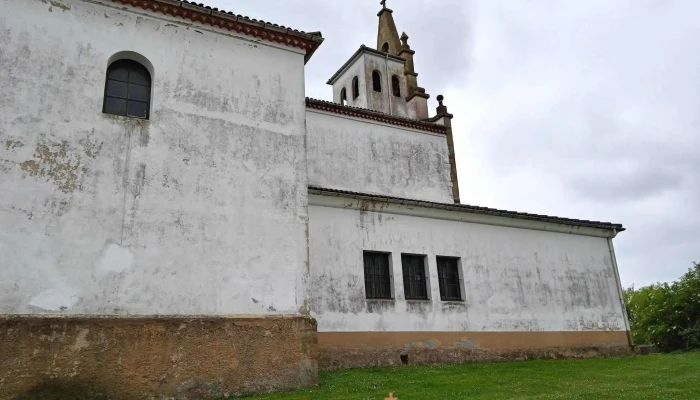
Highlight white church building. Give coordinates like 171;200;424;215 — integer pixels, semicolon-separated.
0;0;631;398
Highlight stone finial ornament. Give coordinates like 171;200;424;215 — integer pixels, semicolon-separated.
436;94;450;116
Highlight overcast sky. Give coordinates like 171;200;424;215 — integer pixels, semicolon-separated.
206;0;699;288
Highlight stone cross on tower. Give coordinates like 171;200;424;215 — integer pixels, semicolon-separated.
380;0;387;9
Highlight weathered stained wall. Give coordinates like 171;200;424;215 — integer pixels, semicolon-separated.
0;315;318;399
308;195;630;366
306;111;453;203
332;54;368;109
308;199;627;332
330;51;408;117
0;0;309;315
364;52;408;117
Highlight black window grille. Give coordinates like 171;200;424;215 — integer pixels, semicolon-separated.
372;70;382;93
402;254;428;300
392;75;401;97
364;252;392;299
352;76;360;99
437;257;462;301
103;59;151;119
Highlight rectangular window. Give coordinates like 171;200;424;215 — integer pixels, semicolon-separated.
437;257;462;301
364;252;392;299
402;254;429;300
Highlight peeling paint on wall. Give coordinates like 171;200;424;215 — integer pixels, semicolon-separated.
309;201;626;333
1;0;309;315
307;111;453;203
20;141;81;193
29;284;79;312
35;0;72;12
97;243;134;275
5;140;24;150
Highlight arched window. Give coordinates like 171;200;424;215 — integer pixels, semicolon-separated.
392;75;401;97
372;70;382;93
103;59;151;119
381;42;389;53
340;88;347;106
352;76;359;100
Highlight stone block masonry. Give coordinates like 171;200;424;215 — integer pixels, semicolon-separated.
0;315;317;399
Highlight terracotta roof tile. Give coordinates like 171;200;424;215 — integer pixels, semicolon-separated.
106;0;324;62
305;98;447;135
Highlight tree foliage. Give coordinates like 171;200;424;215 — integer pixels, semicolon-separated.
624;262;700;351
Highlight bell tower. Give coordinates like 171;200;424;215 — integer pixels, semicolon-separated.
324;1;461;203
377;0;402;56
377;0;430;119
326;1;433;120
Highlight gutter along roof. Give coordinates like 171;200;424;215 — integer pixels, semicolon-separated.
305;98;447;135
309;186;625;232
106;0;324;62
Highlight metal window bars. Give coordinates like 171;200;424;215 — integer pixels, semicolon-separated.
437;257;463;301
364;252;392;299
402;255;428;300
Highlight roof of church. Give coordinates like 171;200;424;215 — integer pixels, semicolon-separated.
326;45;406;85
309;186;626;232
305;98;448;135
107;0;324;62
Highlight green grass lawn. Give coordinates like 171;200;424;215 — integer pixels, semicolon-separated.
234;352;700;400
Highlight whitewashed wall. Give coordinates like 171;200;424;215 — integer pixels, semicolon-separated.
332;54;367;109
364;52;408;118
0;0;309;315
306;110;454;203
331;51;408;118
308;196;627;333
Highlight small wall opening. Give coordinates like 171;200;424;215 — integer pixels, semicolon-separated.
340;88;347;106
400;354;409;365
352;76;359;100
381;42;390;53
392;75;401;97
372;70;382;93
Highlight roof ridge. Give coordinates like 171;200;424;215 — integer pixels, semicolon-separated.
305;98;447;135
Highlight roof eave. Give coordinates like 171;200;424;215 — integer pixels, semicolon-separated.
308;186;626;233
302;35;325;64
306;98;448;135
327;45;406;85
107;0;324;62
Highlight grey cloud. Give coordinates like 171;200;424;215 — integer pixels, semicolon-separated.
203;0;699;287
395;0;472;89
568;166;684;202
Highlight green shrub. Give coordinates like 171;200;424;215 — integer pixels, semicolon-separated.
624;262;700;351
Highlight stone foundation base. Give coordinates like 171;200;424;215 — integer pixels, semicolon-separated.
1;315;318;399
319;331;633;370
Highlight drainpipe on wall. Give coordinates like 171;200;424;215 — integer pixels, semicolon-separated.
385;53;392;116
608;228;633;347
